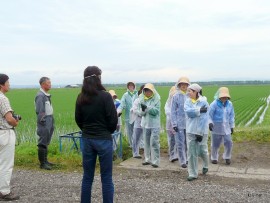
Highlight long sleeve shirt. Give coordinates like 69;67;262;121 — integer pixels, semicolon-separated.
171;91;188;130
75;90;118;140
184;96;209;135
208;99;235;135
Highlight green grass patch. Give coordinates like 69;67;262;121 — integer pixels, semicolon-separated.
233;126;270;143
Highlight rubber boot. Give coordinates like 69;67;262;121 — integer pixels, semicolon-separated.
44;148;55;166
38;148;52;170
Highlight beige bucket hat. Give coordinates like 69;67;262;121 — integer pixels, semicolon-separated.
218;87;230;99
143;83;155;92
108;90;117;98
177;76;190;86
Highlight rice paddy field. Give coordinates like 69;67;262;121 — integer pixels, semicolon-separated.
6;84;270;168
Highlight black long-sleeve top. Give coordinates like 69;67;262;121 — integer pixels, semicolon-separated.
75;90;118;140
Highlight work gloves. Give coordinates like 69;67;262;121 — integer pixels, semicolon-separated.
200;105;207;113
195;134;203;142
141;103;147;112
209;123;214;131
173;127;178;132
117;112;122;117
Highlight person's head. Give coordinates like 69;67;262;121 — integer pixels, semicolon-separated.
39;77;51;92
0;73;10;93
127;82;135;92
78;66;106;104
84;66;102;79
218;87;230;103
187;83;202;100
138;85;145;96
109;90;117;100
143;83;155;98
83;66;104;91
176;76;190;92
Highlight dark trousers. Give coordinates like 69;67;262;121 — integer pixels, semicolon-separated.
81;138;114;203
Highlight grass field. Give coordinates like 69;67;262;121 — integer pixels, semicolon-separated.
5;84;270;170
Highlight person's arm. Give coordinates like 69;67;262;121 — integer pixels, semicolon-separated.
208;101;215;125
35;94;46;125
229;102;235;129
0;97;18;127
5;111;18;127
117;93;126;114
75;97;83;130
164;100;170;117
184;99;200;118
131;99;141;115
170;96;177;128
147;100;160;116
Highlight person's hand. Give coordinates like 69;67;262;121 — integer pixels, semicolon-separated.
231;128;234;134
200;105;207;113
39;116;46;126
173;127;178;132
195;134;203;142
209;123;214;131
141;103;147;112
39;120;46;126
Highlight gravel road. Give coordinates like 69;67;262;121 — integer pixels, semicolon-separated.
11;167;270;203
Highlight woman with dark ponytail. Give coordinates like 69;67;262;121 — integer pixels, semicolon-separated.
75;66;118;203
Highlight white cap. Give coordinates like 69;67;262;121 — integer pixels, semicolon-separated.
188;83;202;92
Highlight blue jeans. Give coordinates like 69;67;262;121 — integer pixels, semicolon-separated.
81;138;114;203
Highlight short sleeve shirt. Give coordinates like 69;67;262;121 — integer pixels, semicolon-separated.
0;92;13;129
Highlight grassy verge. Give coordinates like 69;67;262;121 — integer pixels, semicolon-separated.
15;142;83;172
233;126;270;143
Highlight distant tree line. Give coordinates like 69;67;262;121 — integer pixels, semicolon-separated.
65;80;270;88
103;80;270;88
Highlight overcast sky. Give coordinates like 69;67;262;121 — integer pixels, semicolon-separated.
1;0;270;86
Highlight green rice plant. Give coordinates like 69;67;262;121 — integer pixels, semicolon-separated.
250;104;267;126
261;99;270;125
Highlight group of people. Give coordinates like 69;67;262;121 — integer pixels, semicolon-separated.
0;67;235;202
165;77;235;181
0;74;55;201
110;76;235;182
